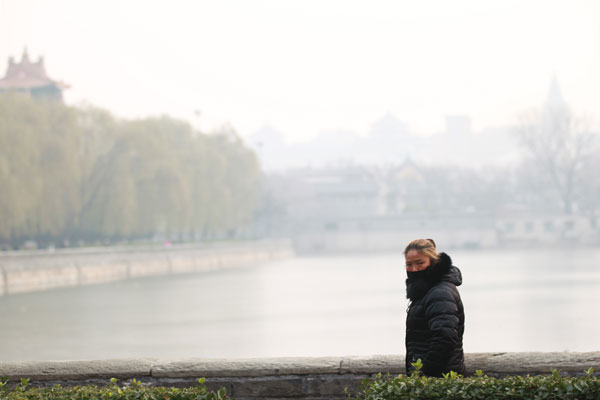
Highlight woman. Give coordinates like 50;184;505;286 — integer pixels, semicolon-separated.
404;238;465;377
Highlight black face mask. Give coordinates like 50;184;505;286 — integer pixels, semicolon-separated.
406;269;428;280
405;268;433;301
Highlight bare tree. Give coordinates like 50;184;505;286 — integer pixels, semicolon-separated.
576;148;600;218
516;105;596;214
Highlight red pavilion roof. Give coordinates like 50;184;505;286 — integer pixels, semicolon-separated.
0;49;69;90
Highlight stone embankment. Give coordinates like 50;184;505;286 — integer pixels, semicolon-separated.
0;240;294;296
0;353;598;399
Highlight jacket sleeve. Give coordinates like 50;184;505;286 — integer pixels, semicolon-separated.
422;284;460;377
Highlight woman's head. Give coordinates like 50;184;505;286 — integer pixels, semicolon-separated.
404;238;439;272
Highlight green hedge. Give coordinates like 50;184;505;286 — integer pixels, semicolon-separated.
2;370;600;400
0;377;229;400
352;368;600;400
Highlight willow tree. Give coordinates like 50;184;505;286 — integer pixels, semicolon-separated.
122;117;193;238
204;127;261;236
0;94;39;241
0;94;81;245
0;95;262;247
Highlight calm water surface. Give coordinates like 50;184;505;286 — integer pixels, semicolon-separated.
1;248;599;361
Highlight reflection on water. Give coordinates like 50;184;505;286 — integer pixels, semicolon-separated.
1;248;599;361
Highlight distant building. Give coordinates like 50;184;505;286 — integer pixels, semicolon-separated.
385;158;424;215
282;166;384;222
0;49;68;101
495;210;599;246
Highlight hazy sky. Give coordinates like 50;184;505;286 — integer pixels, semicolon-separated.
1;0;599;142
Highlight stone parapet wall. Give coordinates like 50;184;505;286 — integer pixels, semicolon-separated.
0;353;598;399
0;240;294;296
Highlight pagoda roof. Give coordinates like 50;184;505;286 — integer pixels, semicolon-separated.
0;49;69;90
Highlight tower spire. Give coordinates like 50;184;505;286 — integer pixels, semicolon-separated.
544;74;567;110
21;47;30;63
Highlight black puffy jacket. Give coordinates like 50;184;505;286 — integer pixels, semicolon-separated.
405;252;465;377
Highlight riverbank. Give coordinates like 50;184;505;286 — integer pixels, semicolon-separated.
0;239;294;296
1;353;598;399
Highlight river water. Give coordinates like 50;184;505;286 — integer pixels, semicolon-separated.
1;248;599;361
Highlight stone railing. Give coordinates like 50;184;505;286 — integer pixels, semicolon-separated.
0;240;294;296
0;353;598;399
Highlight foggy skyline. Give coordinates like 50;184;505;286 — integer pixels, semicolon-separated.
1;0;599;144
2;1;600;366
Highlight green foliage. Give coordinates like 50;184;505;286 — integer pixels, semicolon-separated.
352;369;600;400
0;94;262;247
410;358;423;376
0;94;81;242
0;377;229;400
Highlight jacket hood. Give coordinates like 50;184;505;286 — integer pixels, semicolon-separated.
438;252;462;287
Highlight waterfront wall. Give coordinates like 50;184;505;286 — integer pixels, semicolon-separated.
0;240;294;296
0;353;598;399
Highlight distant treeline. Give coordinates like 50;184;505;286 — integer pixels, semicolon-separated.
0;94;261;248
